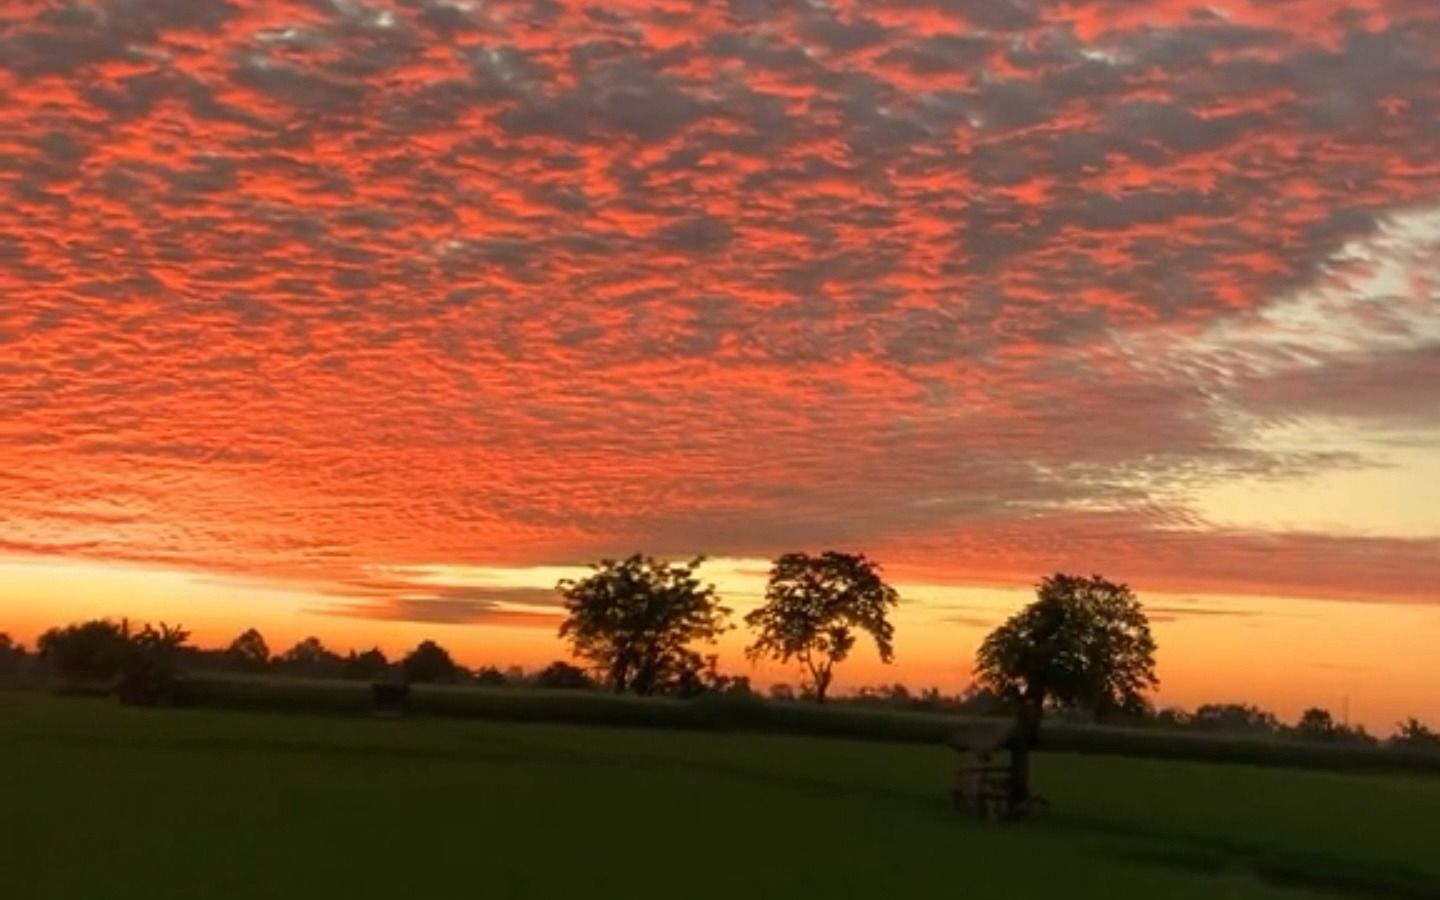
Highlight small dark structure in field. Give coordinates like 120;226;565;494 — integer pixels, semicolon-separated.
949;722;1047;821
371;682;410;716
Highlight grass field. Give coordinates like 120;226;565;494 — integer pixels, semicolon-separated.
172;673;1440;775
4;691;1438;900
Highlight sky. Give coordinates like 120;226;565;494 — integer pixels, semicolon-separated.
1;0;1437;730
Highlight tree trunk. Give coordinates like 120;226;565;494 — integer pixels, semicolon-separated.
1009;695;1043;806
809;662;832;704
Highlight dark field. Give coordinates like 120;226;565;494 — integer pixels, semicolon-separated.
4;692;1438;900
173;673;1440;775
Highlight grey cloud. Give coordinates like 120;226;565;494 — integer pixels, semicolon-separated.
1237;346;1440;427
1110;103;1261;156
230;59;366;110
658;216;734;254
801;14;891;54
881;34;994;75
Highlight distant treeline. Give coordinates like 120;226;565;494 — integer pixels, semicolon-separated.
2;621;1436;750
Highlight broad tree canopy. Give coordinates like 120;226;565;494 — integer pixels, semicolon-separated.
557;554;730;695
976;573;1157;726
974;573;1157;807
745;551;898;703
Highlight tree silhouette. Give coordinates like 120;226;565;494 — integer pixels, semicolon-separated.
35;619;189;703
533;660;593;690
401;640;461;684
1291;707;1374;746
224;628;271;672
116;622;190;706
345;647;391;680
1294;707;1338;739
556;555;730;695
976;573;1157;803
0;632;28;677
1391;718;1440;749
474;665;508;687
1191;702;1281;734
744;551;898;703
278;637;345;678
37;619;131;684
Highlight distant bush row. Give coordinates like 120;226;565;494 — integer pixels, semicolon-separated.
157;672;1440;775
3;622;1437;759
0;624;598;696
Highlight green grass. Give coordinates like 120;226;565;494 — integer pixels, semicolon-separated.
172;673;1440;775
3;692;1438;900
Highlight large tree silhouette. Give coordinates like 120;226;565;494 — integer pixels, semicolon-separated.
556;555;730;695
744;551;898;704
976;573;1157;803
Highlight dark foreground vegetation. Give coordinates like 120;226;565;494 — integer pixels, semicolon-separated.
2;622;1437;775
3;562;1436;784
162;672;1440;775
3;691;1437;900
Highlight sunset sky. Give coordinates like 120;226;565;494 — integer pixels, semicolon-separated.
1;0;1437;730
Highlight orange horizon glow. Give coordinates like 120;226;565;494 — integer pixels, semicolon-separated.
2;554;1436;734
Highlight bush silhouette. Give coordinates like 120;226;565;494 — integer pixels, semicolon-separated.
534;661;593;690
116;623;190;706
224;629;271;672
38;619;131;686
402;640;461;684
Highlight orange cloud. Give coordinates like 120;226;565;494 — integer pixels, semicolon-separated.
0;0;1437;619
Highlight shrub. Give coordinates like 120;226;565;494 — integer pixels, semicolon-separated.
401;640;461;684
1390;718;1440;750
533;661;594;690
223;629;272;673
474;666;508;687
38;619;131;686
0;633;35;686
115;623;190;706
37;619;190;705
344;647;392;681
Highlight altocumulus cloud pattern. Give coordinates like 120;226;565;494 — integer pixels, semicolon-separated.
1;0;1438;615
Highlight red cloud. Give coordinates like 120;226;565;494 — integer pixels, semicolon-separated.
1;0;1437;607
